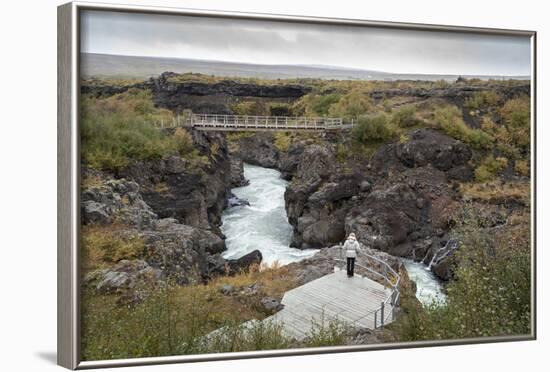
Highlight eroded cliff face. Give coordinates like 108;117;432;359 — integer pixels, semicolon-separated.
81;129;257;302
226;126;526;282
117;130;231;233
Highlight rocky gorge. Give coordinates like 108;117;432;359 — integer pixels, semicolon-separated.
80;74;531;356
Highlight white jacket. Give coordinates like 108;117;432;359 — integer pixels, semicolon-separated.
343;238;360;258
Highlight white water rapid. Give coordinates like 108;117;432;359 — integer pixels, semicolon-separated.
221;163;319;265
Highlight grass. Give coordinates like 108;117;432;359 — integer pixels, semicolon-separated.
464;91;502;110
81;89;202;171
459;181;530;205
433;105;494;150
392;105;422;128
81;225;147;271
81;261;351;360
474;155;508;182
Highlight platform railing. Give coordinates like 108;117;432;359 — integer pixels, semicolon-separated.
334;245;401;329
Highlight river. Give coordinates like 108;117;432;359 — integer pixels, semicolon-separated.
221;164;445;303
402;259;446;306
221;163;319;265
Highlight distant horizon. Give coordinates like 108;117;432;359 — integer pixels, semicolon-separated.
82;52;531;79
81;10;531;77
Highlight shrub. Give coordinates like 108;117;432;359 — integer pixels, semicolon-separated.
474;155;508;182
351;114;397;144
328;90;374;120
81;90;181;171
434;105;494;149
515;159;530;176
292;93;342;117
392;106;419;128
304;313;348;347
172;128;194;156
231;101;266;116
500;96;531;149
397;207;531;341
464;91;502;109
274;132;292;152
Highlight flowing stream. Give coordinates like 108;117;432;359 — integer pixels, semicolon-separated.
221;163;319;265
402;259;446;306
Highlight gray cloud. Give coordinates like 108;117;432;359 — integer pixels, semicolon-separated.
81;10;531;76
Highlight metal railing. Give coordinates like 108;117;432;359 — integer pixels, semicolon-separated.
189;114;348;131
335;246;401;329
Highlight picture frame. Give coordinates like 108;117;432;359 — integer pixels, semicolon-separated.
58;1;537;369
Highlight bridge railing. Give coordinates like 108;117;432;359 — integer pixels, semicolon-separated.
335;245;401;329
190;114;346;130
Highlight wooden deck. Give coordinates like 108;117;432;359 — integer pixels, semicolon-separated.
264;268;395;340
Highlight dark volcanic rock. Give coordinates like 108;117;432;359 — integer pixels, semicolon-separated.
226;250;263;274
278;142;306;180
395;129;472;172
85;259;162;295
119;130;231;232
81;175;158;228
234;132;280;168
345;166;458;258
227;194;250;208
230;158;249;187
146;72;312;114
260;297;283;313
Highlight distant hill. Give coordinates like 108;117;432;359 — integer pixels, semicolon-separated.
81;53;529;82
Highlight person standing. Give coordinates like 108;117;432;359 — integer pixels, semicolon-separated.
343;233;360;277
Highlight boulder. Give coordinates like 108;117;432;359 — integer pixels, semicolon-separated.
227;194;250;208
260;297;284;314
226;250;263;274
81;175;158;228
85;259;162;294
395;129;472;171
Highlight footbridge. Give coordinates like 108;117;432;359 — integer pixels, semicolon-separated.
184;114;354;131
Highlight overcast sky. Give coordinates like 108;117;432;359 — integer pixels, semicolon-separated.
81;10;531;76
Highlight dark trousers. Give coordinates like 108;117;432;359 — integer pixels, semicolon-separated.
346;257;355;277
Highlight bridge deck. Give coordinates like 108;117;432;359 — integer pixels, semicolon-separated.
264;268;395;340
188;114;353;131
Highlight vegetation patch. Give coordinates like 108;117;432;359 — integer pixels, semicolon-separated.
351;113;397;144
396;207;530;340
464;91;502;110
81;89;204;171
459;181;530;205
474;155;508;182
433;105;494;150
81;225;147;271
392;105;422;128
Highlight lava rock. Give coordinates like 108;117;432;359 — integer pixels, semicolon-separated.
260;297;284;313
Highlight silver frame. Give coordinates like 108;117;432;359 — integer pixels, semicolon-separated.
57;1;537;369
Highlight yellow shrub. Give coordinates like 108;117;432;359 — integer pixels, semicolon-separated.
515;160;530;176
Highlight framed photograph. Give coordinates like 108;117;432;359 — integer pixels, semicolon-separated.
57;1;536;369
